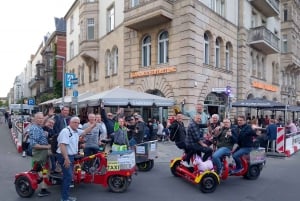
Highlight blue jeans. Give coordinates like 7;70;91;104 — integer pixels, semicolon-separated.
212;147;231;173
49;154;57;172
57;153;74;201
232;147;252;169
84;147;99;156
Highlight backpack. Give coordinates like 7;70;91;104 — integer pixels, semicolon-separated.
169;124;179;142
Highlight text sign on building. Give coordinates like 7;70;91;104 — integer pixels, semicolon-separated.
65;73;75;88
130;66;177;78
212;87;226;93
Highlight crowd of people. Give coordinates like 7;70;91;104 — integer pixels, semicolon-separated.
7;101;300;200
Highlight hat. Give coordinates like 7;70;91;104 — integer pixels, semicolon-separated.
135;115;142;119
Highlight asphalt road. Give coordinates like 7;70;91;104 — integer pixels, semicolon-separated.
0;122;299;201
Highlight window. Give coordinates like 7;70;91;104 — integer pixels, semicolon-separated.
131;0;139;7
215;38;220;68
49;76;53;88
88;62;98;82
142;35;151;67
211;0;225;16
283;4;288;21
105;50;111;76
282;35;288;53
158;31;169;64
204;33;210;65
78;64;85;85
107;5;115;32
251;52;256;76
112;47;118;74
70;15;74;33
225;42;230;70
69;42;74;59
87;18;95;40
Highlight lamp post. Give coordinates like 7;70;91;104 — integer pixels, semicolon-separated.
55;55;65;107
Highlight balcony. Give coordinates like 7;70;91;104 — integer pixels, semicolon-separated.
28;76;45;88
44;67;53;73
248;26;280;54
124;0;174;30
248;0;279;17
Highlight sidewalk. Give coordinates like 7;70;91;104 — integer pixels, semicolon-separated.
156;141;182;163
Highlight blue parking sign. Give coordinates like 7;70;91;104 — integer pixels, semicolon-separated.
28;98;35;105
65;73;75;88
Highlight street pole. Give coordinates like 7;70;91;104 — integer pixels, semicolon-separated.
56;55;65;107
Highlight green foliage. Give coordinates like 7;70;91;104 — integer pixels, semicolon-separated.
38;93;57;104
54;81;62;97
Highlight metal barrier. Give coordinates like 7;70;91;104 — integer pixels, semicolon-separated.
275;127;300;157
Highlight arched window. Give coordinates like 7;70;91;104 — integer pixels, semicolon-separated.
204;33;210;64
225;42;231;71
215;38;220;67
158;31;169;64
112;46;118;75
142;35;151;67
105;50;111;76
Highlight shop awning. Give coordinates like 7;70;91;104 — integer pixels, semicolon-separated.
78;86;175;107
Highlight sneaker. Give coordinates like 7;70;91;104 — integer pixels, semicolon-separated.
181;161;192;167
230;168;243;174
69;181;75;188
61;198;77;201
22;151;26;157
37;189;50;197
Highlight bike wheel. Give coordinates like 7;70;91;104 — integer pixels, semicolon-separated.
108;175;129;193
15;176;35;198
244;165;261;180
199;173;218;193
170;160;181;177
136;160;154;171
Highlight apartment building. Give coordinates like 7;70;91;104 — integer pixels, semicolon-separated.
280;0;300;106
15;0;300;121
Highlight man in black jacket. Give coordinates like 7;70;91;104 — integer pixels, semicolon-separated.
231;115;256;174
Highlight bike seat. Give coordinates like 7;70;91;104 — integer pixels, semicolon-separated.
74;154;84;161
101;139;111;144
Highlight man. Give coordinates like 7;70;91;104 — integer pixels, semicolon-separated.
134;115;146;144
206;114;222;150
29;112;51;197
95;113;108;143
266;119;277;152
82;113;102;156
183;103;208;124
212;118;237;175
185;114;211;167
43;118;56;173
231;115;256;174
56;116;96;201
169;112;186;150
53;106;71;134
52;106;70;172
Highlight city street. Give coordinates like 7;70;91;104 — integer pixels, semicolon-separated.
0;122;299;201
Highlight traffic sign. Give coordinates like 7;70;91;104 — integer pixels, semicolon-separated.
212;87;226;93
73;90;78;97
65;73;75;88
28;98;35;105
71;78;78;85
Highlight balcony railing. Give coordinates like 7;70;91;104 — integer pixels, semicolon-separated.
124;0;174;30
248;0;279;17
248;26;280;54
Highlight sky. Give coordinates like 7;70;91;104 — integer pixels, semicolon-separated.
0;0;75;97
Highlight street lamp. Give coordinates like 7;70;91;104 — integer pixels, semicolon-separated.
55;55;65;107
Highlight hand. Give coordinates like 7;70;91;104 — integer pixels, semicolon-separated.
64;158;71;168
